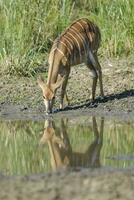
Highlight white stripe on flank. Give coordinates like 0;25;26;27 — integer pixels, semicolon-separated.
64;35;76;64
71;27;87;56
77;21;85;30
68;32;82;62
63;35;74;50
60;41;71;55
63;35;74;65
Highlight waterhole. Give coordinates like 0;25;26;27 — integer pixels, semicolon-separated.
0;116;134;175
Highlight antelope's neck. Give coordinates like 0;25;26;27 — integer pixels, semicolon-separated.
47;56;60;85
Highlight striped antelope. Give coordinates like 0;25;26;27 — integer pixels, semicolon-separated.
38;18;104;114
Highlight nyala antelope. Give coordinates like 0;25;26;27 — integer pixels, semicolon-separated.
38;18;104;114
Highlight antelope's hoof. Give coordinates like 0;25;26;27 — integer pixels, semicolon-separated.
99;96;105;101
53;108;63;113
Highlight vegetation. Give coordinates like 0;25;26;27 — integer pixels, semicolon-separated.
0;0;133;76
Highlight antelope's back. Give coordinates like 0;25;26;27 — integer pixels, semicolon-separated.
49;18;101;65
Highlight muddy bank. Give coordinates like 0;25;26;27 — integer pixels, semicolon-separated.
0;57;134;119
0;103;134;121
0;169;134;200
0;57;134;120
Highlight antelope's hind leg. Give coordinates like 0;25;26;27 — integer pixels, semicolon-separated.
94;53;104;98
86;62;98;102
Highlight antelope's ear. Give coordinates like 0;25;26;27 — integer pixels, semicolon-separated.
51;76;65;91
37;76;46;91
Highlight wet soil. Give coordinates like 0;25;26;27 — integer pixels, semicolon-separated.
0;56;134;199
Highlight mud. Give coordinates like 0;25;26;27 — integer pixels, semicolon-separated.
0;169;134;200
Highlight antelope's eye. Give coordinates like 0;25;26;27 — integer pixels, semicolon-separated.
43;96;46;99
52;96;55;100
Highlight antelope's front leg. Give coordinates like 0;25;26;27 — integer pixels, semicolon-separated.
60;70;70;110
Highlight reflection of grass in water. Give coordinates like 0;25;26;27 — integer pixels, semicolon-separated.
0;121;51;175
102;121;134;168
0;119;134;175
68;125;93;152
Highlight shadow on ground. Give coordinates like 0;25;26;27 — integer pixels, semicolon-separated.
54;89;134;112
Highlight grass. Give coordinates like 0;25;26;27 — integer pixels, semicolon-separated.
0;0;134;76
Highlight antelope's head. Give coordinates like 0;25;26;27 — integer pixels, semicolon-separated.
37;76;63;114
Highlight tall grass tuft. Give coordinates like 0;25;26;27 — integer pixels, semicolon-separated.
0;0;133;76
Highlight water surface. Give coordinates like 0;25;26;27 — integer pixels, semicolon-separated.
0;116;134;175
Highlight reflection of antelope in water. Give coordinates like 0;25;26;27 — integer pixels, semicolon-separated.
40;117;104;171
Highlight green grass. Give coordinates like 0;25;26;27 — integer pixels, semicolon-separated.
0;0;134;76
